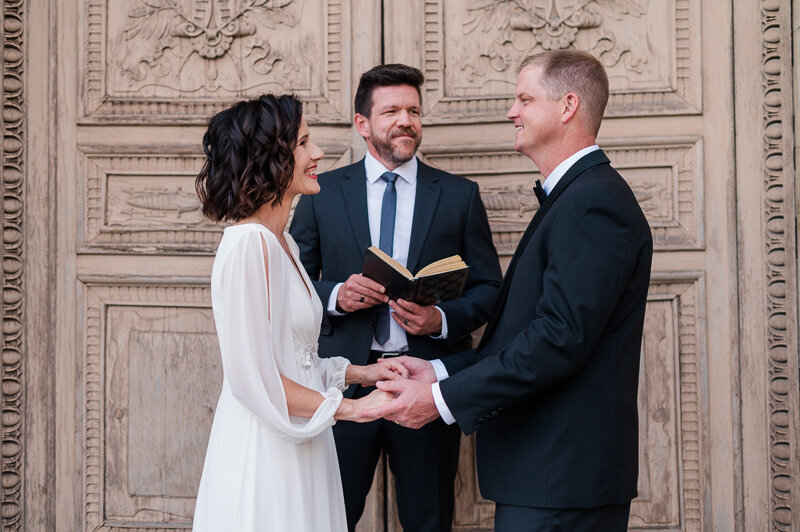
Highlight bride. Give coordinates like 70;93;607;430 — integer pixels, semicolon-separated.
192;94;404;531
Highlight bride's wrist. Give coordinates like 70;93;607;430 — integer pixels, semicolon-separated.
335;398;357;421
345;364;368;386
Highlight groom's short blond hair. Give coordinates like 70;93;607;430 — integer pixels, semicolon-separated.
519;50;609;136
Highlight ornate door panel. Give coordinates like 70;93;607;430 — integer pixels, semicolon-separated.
55;0;381;530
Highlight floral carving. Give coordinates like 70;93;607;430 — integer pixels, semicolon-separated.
461;0;646;77
119;0;305;92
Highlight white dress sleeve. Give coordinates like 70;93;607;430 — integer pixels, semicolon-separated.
314;356;350;392
212;228;342;444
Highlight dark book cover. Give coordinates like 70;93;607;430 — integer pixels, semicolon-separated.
361;247;469;305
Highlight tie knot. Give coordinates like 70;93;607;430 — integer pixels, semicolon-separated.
381;171;398;184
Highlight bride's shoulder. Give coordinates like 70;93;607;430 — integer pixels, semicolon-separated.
214;224;276;265
220;223;277;246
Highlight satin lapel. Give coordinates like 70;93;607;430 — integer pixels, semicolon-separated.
478;149;611;347
339;160;372;259
406;162;441;273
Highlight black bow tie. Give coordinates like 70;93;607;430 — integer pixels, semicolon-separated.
533;179;546;206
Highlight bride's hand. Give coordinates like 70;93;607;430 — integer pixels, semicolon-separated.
354;389;396;422
348;359;409;387
336;389;396;423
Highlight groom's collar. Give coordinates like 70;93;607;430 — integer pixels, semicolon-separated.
541;145;600;196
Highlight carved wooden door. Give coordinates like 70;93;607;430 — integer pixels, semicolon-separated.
53;1;734;531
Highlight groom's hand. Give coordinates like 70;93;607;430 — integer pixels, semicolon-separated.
380;355;436;383
389;299;442;336
360;379;440;429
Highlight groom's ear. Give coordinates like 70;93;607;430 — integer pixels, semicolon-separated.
560;92;580;124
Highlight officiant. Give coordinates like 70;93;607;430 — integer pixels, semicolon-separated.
289;63;502;532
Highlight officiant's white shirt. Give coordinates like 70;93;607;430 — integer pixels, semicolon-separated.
326;152;449;352
431;145;599;424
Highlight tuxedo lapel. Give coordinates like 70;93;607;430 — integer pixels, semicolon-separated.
406;161;441;273
479;149;611;347
339;161;372;259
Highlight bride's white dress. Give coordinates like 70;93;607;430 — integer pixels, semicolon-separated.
193;223;349;531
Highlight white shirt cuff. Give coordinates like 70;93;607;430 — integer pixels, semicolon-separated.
430;358;450;381
428;306;449;339
327;283;346;316
431;381;456;425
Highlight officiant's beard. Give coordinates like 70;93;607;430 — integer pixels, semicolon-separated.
373;128;422;167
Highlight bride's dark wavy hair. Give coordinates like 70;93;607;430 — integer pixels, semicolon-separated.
196;94;303;222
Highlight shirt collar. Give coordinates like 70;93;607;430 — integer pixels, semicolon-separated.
364;151;418;185
541;144;600;195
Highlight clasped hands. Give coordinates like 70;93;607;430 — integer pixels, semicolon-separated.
340;355;442;429
335;274;445;427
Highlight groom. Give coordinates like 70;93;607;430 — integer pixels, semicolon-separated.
365;50;653;531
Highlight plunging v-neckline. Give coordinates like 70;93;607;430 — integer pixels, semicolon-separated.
236;223;313;300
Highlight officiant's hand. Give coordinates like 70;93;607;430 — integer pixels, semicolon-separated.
389;299;442;336
380;355;436;383
360;379;440;429
337;274;388;313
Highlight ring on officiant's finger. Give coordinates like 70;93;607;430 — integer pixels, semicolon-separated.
403;319;409;325
359;294;365;302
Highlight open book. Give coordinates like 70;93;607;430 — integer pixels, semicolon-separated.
361;246;469;306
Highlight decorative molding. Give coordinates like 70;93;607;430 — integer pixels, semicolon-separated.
760;0;798;529
2;0;25;529
421;137;703;255
630;272;706;531
79;145;350;254
81;278;216;531
82;0;351;124
452;434;495;529
420;0;700;124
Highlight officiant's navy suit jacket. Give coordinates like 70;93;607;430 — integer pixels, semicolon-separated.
290;157;502;395
440;149;653;509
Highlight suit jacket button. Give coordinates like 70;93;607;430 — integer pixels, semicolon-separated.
368;321;375;328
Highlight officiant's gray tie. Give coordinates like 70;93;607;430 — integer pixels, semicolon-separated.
375;171;398;345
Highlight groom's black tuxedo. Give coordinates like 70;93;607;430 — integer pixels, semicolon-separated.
440;149;653;510
290;157;501;531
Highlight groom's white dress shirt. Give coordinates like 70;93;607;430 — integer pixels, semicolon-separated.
431;144;600;424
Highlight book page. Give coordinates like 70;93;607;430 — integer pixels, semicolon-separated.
415;255;466;277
